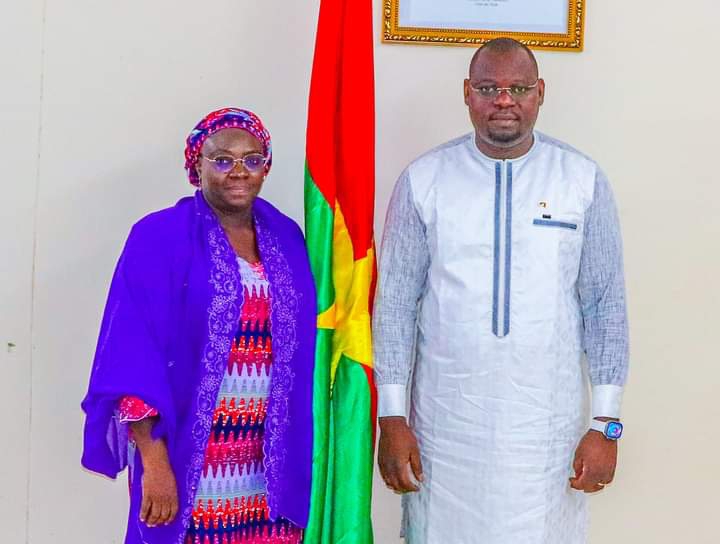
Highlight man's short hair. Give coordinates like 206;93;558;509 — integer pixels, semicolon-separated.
470;38;539;78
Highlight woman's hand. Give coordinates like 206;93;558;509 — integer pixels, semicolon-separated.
129;418;179;527
140;450;179;526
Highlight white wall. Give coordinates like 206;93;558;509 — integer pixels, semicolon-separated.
1;2;44;542
1;0;718;542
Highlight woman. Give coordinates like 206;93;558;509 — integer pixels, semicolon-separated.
82;108;316;544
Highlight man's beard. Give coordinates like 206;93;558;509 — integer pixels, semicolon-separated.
488;127;523;145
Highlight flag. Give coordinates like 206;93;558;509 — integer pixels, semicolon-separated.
303;0;376;541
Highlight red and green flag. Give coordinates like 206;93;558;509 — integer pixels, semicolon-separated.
303;0;376;541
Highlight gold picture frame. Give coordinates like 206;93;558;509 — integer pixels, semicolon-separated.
382;0;585;52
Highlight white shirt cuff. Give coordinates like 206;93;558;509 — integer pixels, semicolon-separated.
377;384;407;418
592;385;624;419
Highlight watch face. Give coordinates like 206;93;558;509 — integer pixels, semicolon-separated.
606;421;623;439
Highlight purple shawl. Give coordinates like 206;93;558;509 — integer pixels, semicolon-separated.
81;191;316;544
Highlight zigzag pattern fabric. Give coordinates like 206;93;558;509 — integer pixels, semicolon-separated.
186;258;302;544
120;258;302;543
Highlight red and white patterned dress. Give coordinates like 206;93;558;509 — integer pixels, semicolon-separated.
119;258;303;544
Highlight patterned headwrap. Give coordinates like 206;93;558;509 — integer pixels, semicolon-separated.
184;108;272;186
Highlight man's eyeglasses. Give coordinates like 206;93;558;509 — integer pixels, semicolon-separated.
201;153;268;174
469;80;539;100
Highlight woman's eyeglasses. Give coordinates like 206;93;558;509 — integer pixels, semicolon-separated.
201;153;268;174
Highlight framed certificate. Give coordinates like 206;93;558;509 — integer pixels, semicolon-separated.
382;0;584;52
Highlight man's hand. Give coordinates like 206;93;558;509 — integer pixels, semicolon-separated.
378;416;424;493
569;425;618;493
130;419;179;527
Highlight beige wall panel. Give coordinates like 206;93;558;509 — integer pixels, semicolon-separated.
0;1;44;542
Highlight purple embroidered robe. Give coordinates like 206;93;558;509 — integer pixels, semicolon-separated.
81;191;316;544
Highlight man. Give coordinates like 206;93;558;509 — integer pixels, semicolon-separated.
373;38;628;543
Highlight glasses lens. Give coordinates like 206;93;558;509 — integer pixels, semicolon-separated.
243;154;266;172
476;86;498;98
213;156;235;172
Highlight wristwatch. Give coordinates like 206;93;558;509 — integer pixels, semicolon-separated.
589;419;623;440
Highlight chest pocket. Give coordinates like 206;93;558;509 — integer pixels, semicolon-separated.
532;218;578;231
508;209;584;347
528;212;584;286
